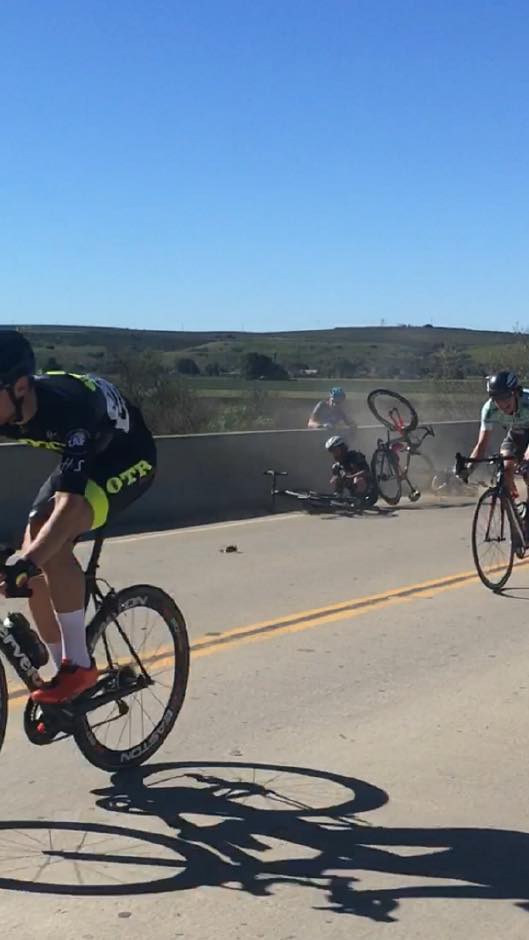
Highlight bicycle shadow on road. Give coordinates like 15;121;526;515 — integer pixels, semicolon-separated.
492;586;529;601
92;761;529;919
3;760;529;924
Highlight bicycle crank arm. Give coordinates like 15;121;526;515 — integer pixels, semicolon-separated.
69;674;151;717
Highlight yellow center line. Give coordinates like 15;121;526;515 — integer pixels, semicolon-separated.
7;557;526;708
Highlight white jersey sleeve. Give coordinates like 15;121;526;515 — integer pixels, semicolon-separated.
480;400;494;432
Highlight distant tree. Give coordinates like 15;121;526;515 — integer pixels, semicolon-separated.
241;352;289;380
205;361;222;376
330;357;359;378
430;345;475;379
110;348;207;434
177;357;200;376
45;355;62;371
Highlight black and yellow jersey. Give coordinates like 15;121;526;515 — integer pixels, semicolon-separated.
0;372;146;496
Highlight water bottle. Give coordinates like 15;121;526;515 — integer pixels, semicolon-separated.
1;613;49;669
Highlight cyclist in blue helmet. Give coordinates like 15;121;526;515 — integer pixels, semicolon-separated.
308;386;357;431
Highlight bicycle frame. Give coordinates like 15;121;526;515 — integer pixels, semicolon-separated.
264;469;367;514
378;424;434;483
84;529;113;611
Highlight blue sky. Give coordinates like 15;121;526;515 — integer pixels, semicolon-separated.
2;0;528;332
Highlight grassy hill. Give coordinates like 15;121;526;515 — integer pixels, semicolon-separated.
4;323;524;381
4;322;523;430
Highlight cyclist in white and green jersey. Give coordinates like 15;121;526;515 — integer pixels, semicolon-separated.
463;371;529;495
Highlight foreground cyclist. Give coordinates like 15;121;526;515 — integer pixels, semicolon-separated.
462;371;529;495
0;330;156;704
325;435;376;503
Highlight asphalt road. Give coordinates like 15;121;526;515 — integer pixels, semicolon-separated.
2;495;529;939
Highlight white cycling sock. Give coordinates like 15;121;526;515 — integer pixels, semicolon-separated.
47;641;63;669
57;609;90;668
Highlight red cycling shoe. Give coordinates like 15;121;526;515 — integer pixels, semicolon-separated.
31;659;98;705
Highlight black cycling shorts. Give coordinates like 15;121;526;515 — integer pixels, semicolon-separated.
30;425;157;531
500;428;529;460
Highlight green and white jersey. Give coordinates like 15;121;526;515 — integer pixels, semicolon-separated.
480;389;529;432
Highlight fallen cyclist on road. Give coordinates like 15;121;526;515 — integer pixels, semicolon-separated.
0;330;157;705
325;435;377;505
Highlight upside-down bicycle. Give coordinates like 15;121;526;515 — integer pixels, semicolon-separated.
367;388;435;505
0;530;189;770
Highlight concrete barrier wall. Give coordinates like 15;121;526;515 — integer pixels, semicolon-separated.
0;420;486;543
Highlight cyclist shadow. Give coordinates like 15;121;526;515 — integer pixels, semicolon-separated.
81;759;529;920
494;587;529;600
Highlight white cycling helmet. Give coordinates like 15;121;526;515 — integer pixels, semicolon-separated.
325;435;345;450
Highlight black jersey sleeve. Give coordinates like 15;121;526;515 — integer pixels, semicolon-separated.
55;426;98;495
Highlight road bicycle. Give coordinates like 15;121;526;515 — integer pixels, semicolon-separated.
0;529;189;770
264;469;378;515
455;452;529;592
367;388;435;505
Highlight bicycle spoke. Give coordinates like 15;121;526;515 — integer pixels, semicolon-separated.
472;491;514;590
75;587;188;768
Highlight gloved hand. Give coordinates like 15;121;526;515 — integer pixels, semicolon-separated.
456;463;471;484
1;556;40;598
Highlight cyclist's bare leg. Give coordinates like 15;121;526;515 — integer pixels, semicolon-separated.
22;525;61;645
22;498;93;667
348;471;369;495
501;454;517;496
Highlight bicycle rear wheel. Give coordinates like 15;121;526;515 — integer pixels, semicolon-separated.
74;585;189;770
408;453;435;495
471;489;514;591
371;446;401;505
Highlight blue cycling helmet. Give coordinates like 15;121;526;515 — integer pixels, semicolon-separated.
330;386;345;401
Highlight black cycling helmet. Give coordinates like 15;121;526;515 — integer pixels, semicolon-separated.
0;331;35;389
486;370;519;400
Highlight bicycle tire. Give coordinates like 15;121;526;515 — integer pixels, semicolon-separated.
471;489;514;591
371;446;402;505
367;388;418;433
0;660;8;759
407;453;435;495
73;584;189;771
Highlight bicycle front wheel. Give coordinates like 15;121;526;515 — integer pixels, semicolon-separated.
371;447;401;505
471;489;514;591
74;585;189;771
